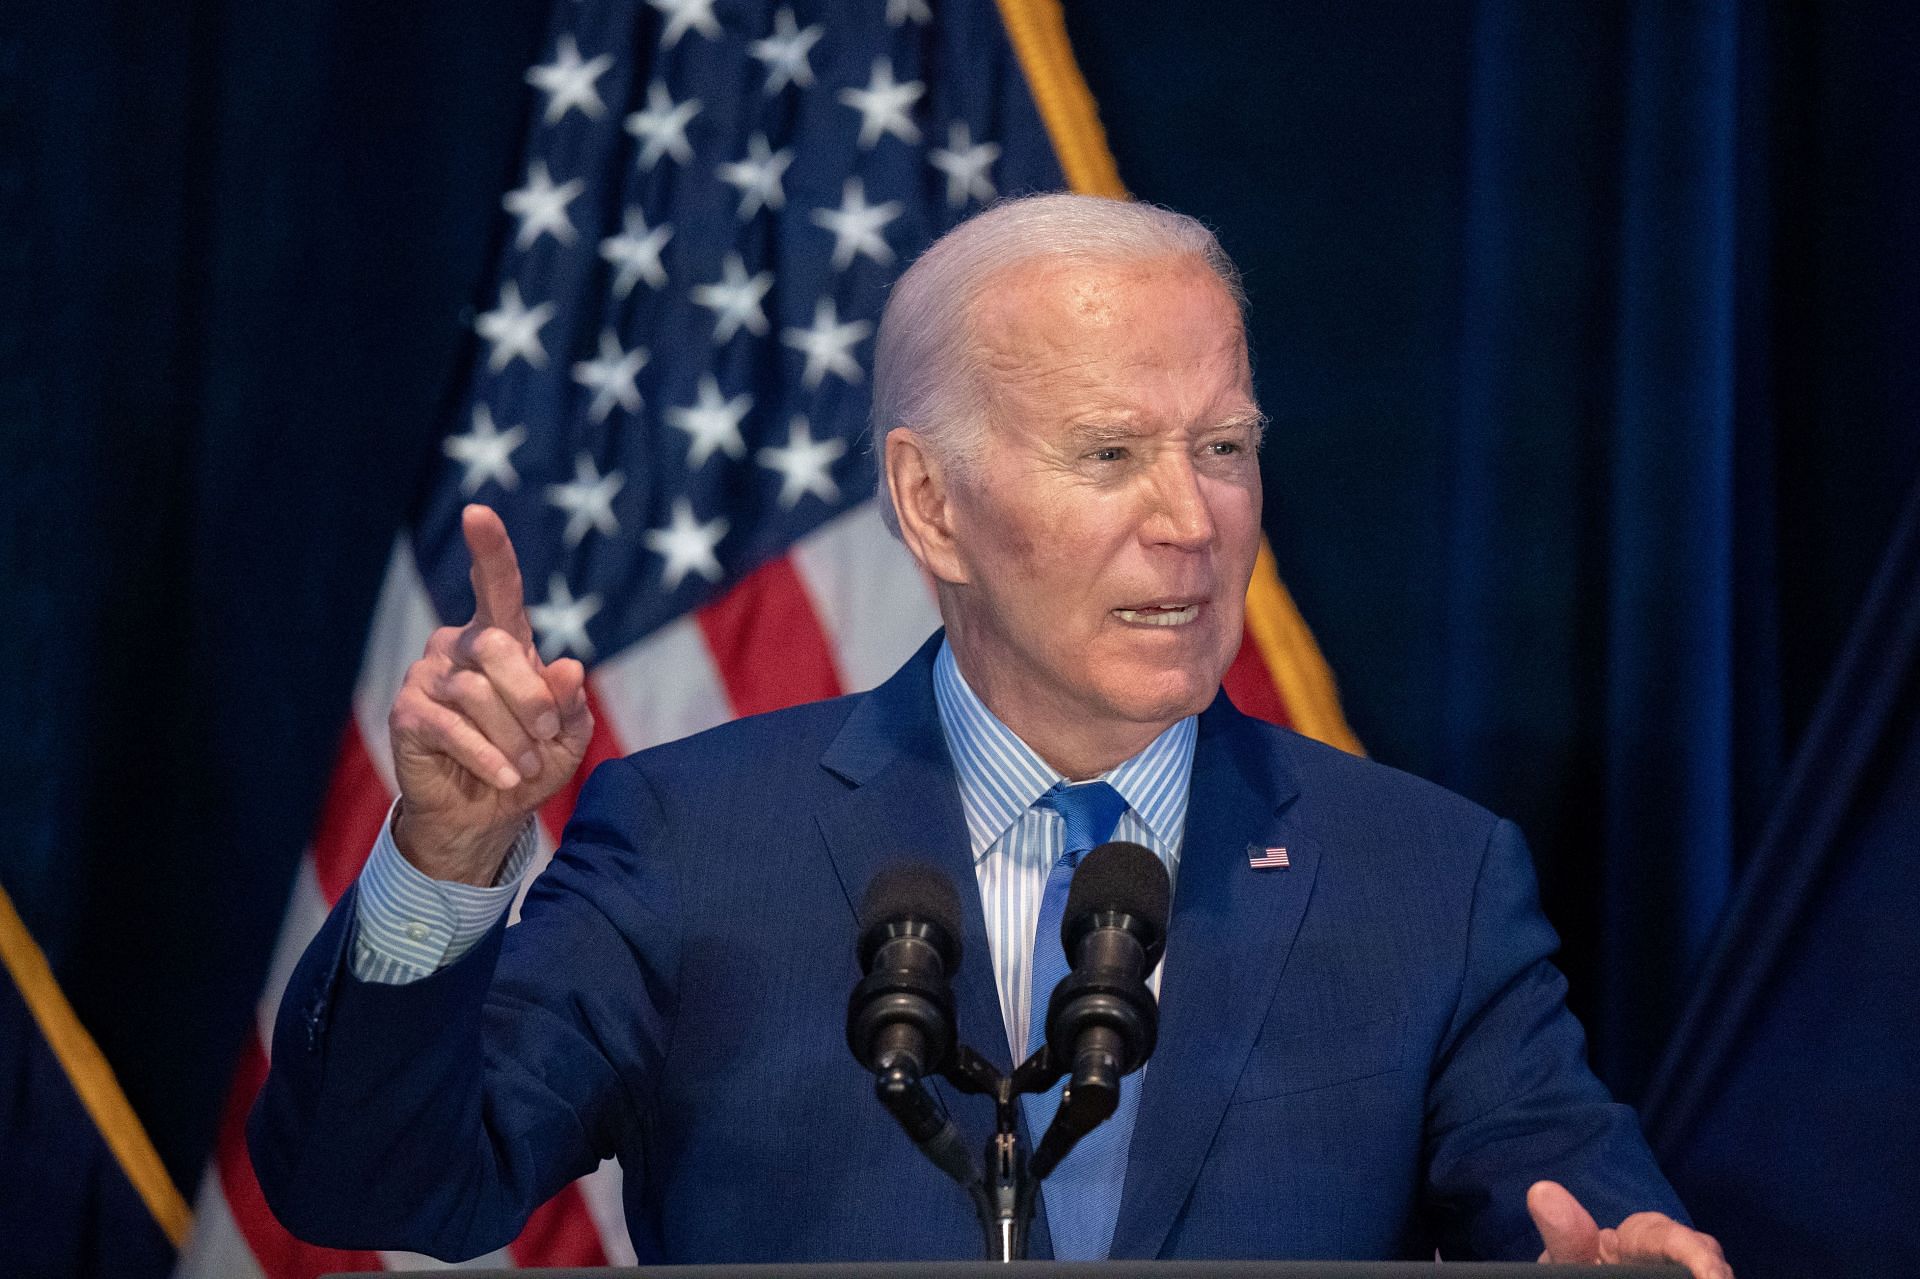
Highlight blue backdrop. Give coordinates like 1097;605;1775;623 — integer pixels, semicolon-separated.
3;1;1916;1273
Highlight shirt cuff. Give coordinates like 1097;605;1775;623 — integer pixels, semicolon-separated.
348;802;539;985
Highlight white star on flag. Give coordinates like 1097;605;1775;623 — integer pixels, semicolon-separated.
571;330;648;422
625;83;702;170
886;0;932;25
749;8;824;94
644;497;729;590
782;297;873;388
527;573;603;661
647;0;722;48
664;375;753;468
600;208;674;298
930;122;1001;208
717;134;795;220
544;451;627;547
756;416;847;508
503;160;584;249
811;177;903;269
475;281;554;371
525;34;613;123
837;58;924;148
691;253;775;343
443;405;527;495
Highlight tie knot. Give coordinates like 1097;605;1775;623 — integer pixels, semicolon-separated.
1038;780;1128;861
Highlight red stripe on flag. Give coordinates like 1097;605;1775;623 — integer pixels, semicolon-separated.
311;724;394;906
697;554;845;717
509;1183;611;1268
1222;626;1296;729
215;1037;384;1277
539;682;624;839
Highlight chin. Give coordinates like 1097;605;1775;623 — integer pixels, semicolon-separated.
1098;663;1219;726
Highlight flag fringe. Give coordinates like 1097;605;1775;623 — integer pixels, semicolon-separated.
0;883;193;1248
1246;540;1364;755
994;0;1127;198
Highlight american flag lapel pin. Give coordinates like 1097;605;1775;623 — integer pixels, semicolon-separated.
1247;843;1291;870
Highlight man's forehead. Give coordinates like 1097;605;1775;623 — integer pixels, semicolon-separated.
970;254;1245;360
971;250;1226;317
966;255;1248;400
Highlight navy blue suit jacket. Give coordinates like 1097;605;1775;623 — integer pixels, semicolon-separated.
250;636;1683;1263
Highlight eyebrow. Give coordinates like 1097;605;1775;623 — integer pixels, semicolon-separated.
1064;419;1150;445
1211;409;1268;435
1063;410;1268;446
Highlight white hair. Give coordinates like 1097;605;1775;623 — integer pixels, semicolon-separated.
869;192;1246;535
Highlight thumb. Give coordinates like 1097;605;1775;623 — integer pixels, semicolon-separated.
1529;1180;1600;1264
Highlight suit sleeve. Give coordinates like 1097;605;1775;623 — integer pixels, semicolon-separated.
248;756;680;1260
1422;818;1687;1259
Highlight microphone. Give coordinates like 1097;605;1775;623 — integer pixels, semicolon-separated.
846;862;976;1186
1031;840;1170;1176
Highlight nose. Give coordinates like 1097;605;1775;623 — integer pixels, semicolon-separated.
1145;454;1215;550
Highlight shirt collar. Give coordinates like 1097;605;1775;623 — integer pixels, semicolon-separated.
931;639;1197;860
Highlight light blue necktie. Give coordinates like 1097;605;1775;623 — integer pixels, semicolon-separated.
1022;780;1135;1260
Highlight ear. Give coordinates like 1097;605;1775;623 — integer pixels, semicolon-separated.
885;426;969;585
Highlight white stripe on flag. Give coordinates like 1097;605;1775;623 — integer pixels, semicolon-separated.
252;855;335;1059
175;1169;272;1279
575;1158;638;1266
591;614;734;752
353;538;443;795
791;500;942;693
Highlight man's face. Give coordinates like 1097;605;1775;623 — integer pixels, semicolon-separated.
931;253;1264;754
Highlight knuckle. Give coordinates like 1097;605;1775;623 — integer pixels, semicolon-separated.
471;625;516;661
440;667;488;704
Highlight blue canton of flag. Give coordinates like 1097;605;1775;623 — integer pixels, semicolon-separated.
413;0;1067;662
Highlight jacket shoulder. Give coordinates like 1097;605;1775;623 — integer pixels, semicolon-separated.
1228;713;1508;860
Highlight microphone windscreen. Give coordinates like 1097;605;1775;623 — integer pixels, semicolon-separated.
859;861;965;948
1063;840;1171;940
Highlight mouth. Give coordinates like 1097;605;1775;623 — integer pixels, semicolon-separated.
1112;603;1201;627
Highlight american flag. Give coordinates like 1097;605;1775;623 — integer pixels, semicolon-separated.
174;1;1355;1271
1247;844;1292;870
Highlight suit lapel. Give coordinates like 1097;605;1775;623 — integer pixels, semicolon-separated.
815;636;1015;1087
1110;695;1320;1259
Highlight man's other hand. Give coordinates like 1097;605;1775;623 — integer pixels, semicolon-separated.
387;504;594;885
1529;1180;1731;1279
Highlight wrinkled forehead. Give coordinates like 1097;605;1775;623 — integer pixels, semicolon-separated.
964;252;1254;408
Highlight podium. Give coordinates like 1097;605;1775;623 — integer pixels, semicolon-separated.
367;1263;1687;1278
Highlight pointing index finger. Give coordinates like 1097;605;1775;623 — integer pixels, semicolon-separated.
462;504;534;646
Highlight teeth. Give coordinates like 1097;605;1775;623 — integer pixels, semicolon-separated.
1114;605;1199;627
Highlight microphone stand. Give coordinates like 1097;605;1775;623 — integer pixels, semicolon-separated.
938;1043;1092;1261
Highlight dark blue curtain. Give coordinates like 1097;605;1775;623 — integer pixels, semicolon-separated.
2;0;549;1190
1644;476;1920;1274
1070;0;1920;1102
3;0;1917;1269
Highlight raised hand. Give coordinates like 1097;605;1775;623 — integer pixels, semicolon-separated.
1529;1180;1732;1279
387;504;594;885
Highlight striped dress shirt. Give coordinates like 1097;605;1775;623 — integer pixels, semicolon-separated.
931;641;1193;1061
350;638;1197;1049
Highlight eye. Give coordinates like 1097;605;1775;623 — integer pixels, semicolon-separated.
1088;446;1128;463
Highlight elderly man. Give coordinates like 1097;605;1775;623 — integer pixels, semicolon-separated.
252;195;1729;1276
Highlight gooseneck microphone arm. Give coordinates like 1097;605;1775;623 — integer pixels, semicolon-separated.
846;845;1169;1261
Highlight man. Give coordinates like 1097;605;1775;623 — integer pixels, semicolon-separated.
252;195;1730;1276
